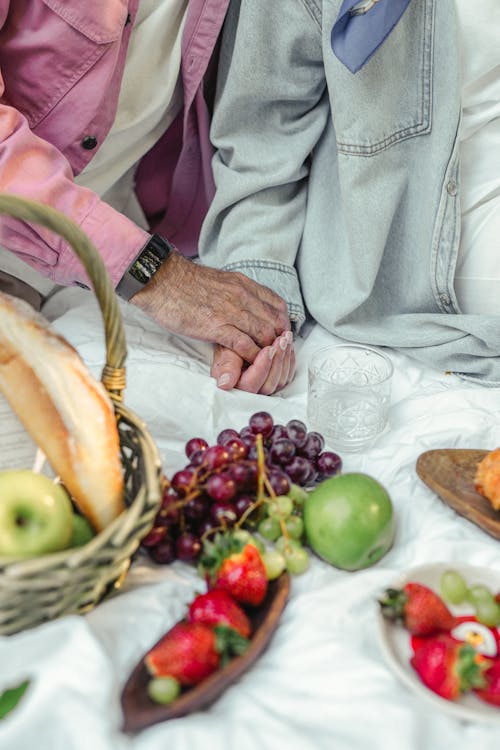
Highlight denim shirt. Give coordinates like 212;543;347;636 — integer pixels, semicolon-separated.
200;0;500;384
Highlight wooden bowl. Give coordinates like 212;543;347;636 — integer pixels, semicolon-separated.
121;572;291;733
416;448;500;539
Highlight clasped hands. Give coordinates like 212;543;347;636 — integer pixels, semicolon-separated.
131;252;295;395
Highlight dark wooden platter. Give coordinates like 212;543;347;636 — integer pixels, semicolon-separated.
121;572;291;733
416;448;500;540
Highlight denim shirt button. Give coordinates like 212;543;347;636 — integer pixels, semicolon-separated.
446;180;458;196
439;293;451;306
81;135;98;150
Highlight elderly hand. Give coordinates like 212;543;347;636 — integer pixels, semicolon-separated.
130;252;290;362
211;331;295;395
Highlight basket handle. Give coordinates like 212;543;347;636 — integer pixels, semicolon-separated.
0;193;127;402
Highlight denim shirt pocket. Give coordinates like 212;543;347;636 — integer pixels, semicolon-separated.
326;0;435;155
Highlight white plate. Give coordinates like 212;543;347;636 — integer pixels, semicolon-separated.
376;562;500;724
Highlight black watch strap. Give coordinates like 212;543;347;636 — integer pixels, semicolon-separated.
116;234;174;301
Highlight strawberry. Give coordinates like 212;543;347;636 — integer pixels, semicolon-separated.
200;533;268;607
216;545;268;606
188;589;252;639
379;582;457;636
475;657;500;706
145;620;248;686
145;622;219;686
410;633;488;701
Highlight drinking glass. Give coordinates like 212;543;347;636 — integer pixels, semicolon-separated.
307;344;393;452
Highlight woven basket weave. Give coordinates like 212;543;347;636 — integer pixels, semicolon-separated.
0;194;163;636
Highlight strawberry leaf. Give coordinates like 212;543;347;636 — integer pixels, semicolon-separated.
199;532;245;580
378;587;407;622
214;625;249;666
457;644;489;691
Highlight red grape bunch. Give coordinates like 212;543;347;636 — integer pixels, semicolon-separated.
141;412;342;574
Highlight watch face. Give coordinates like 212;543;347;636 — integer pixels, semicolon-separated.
129;235;172;283
129;247;163;284
116;235;173;300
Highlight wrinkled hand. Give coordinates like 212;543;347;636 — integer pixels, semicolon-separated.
211;331;296;395
131;253;290;361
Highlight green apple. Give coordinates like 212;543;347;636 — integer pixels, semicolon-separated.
303;473;395;571
69;514;95;547
0;470;74;558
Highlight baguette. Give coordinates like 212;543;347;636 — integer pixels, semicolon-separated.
0;292;124;531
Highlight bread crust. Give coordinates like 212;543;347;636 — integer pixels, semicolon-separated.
0;292;124;531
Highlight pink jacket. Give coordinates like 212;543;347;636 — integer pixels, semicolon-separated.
0;0;229;287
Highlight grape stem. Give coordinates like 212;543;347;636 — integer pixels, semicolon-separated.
200;523;230;543
254;434;290;545
235;496;265;529
256;433;267;500
164;434;291;547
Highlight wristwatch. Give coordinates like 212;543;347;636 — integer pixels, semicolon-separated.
115;233;174;301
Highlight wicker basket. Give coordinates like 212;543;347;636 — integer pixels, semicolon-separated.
0;194;163;636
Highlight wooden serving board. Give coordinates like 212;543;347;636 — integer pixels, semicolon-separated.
121;572;290;733
416;448;500;540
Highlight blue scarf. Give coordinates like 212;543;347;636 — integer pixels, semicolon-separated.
331;0;413;73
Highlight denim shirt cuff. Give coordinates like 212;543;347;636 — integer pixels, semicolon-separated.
222;259;306;332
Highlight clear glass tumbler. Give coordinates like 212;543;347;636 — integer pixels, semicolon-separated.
307;344;393;452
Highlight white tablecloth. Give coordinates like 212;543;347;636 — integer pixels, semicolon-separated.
2;290;500;750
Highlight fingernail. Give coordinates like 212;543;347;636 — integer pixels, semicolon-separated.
268;347;277;361
286;330;293;343
279;336;288;351
217;373;231;387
